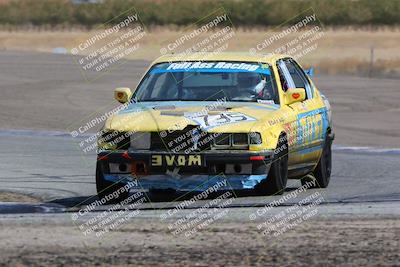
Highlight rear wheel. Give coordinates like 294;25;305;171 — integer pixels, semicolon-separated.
255;135;288;195
96;162;129;204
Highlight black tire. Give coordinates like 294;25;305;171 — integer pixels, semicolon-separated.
96;162;129;204
312;133;332;188
255;135;288;195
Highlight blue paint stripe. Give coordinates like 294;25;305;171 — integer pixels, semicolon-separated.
296;107;328;147
297;107;327;119
294;145;323;155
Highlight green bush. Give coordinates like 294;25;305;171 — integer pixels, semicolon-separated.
0;0;399;27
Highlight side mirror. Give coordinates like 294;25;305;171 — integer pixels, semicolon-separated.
114;87;133;103
304;67;314;77
285;88;306;105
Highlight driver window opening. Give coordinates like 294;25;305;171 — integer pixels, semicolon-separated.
283;59;313;99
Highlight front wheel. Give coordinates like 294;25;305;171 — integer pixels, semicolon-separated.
255;135;288;195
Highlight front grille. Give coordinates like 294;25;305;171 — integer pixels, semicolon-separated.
151;126;212;152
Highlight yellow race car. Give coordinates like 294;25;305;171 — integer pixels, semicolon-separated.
96;52;334;201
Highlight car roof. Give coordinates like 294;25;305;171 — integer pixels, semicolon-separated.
151;52;289;65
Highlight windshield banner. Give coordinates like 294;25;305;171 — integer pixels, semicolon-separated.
151;61;271;75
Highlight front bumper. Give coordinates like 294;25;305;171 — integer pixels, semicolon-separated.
97;150;274;190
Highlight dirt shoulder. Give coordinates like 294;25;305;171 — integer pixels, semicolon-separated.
0;192;40;203
1;29;400;72
0;213;398;267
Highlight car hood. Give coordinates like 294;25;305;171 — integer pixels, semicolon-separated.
106;101;280;133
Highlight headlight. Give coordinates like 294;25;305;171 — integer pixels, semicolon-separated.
212;133;259;149
214;133;231;146
130;132;150;149
232;133;248;146
249;132;262;145
99;131;130;150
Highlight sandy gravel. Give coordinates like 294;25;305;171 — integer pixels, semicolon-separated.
0;213;398;267
0;192;40;203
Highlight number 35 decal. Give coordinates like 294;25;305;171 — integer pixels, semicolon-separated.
187;112;256;129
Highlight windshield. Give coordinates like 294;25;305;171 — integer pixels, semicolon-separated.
134;61;279;103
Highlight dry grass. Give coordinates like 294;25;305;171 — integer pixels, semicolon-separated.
0;191;40;203
1;28;400;77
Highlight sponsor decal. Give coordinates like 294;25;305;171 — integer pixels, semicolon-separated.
151;154;203;167
257;99;275;104
167;61;259;71
150;61;271;75
185;112;256;129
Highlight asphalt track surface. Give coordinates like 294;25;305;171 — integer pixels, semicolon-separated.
0;131;399;267
0;129;398;211
0;50;399;210
0;51;399;267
